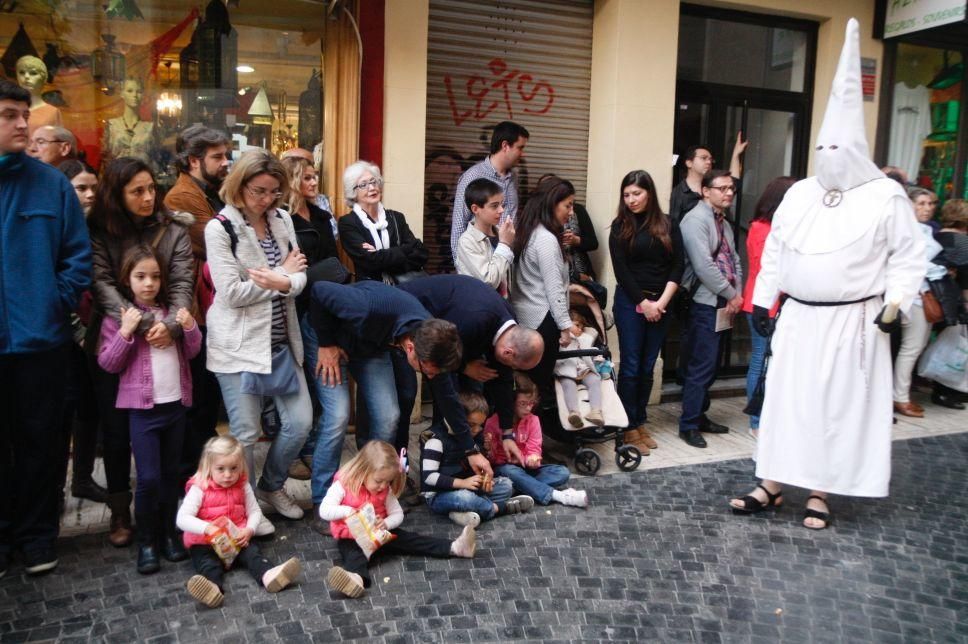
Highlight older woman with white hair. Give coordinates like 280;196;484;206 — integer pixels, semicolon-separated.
337;160;428;283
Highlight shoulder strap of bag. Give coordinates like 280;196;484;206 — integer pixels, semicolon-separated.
149;220;169;250
213;213;239;258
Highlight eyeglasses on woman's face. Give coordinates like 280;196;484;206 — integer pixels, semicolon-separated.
245;185;283;201
354;178;381;192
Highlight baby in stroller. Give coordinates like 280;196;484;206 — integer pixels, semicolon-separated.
555;308;605;428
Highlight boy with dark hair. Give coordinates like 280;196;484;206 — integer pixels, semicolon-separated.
455;177;514;292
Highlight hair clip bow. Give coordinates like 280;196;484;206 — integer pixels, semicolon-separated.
399;447;409;474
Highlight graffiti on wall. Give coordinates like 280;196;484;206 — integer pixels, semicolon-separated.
444;57;555;127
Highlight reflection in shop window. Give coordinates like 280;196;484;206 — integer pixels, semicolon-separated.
0;0;324;186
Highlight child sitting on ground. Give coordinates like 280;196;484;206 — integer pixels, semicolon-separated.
321;441;477;598
177;436;301;608
483;373;588;507
420;391;535;527
555;308;605;428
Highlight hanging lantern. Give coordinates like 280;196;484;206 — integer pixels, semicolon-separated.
91;34;126;95
298;69;322;149
196;0;238;107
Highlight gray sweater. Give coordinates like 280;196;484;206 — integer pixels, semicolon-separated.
680;201;743;306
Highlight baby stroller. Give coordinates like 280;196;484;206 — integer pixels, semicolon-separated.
538;284;642;476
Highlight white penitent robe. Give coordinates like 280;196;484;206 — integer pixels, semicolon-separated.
752;177;925;497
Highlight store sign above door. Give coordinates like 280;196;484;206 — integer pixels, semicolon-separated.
884;0;967;38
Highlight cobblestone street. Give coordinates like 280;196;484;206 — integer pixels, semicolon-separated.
2;427;966;643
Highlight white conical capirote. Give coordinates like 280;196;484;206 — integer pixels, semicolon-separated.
814;18;883;191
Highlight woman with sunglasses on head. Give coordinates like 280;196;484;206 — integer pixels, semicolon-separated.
204;149;311;535
86;157;195;549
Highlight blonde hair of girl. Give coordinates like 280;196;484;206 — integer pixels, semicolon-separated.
338;441;406;497
280;155;312;215
195;435;247;490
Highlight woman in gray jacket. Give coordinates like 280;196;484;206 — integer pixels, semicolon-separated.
510;177;582;398
205;150;311;533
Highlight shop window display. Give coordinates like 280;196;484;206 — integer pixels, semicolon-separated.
0;0;324;186
887;43;965;202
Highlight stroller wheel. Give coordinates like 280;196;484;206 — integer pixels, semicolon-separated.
615;445;642;472
574;448;601;476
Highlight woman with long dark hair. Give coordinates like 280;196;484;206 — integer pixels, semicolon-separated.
87;157;195;549
741;176;795;437
608;170;684;453
511;177;582;397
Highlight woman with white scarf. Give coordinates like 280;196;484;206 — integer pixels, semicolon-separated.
338;161;428;284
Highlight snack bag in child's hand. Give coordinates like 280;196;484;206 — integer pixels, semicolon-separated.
345;502;396;559
205;516;242;568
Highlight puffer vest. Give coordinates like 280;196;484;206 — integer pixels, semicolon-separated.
329;472;390;540
183;475;249;548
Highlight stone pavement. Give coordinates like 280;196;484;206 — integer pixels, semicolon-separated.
2;428;967;642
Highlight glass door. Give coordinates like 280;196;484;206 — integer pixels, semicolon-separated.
667;4;817;379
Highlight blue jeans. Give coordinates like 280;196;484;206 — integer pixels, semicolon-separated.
613;288;671;426
215;363;312;493
354;348;417;452
745;313;768;430
495;463;569;505
678;302;721;432
424;477;513;520
305;345;401;505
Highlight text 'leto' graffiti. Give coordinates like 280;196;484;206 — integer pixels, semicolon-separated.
444;58;555;127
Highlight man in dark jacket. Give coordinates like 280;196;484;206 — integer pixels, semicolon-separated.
308;281;485;512
0;80;91;577
398;275;544;465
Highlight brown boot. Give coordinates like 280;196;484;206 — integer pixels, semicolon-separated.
107;492;133;547
638;427;658;450
623;428;642;445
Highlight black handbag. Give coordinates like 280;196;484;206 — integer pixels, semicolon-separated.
928;275;965;327
391;269;430;285
307;256;351;286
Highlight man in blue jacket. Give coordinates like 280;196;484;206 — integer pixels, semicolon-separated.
398;274;544;466
0;80;91;577
308;280;485;517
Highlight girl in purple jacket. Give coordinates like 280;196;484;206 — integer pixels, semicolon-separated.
98;244;202;575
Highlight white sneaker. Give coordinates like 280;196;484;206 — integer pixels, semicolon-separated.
187;574;223;608
504;495;535;515
263;557;301;593
256;487;304;520
585;409;604;427
448;511;481;527
254;516;276;537
555;488;589;508
450;525;477;558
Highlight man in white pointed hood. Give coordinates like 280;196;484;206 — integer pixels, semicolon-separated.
728;19;925;529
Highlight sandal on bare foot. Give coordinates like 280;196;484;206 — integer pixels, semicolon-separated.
802;495;831;530
729;484;783;515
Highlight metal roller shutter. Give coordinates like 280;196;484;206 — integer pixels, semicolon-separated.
423;0;593;273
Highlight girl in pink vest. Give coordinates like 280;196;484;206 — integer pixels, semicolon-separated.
176;436;301;608
98;244;202;575
321;441;478;598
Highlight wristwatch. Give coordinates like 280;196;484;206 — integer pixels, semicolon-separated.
463;445;481;457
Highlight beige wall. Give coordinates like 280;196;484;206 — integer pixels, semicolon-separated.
382;0;430;238
379;0;884;267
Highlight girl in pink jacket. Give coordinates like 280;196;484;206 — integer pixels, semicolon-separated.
176;436;300;608
320;441;477;598
98;244;202;575
483;373;588;507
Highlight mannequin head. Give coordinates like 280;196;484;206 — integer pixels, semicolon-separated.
16;56;48;95
121;78;144;111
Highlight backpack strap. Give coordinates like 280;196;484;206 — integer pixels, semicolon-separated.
213;213;239;258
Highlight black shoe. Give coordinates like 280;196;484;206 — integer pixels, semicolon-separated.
698;417;729;433
137;545;161;574
71;478;108;504
0;551;7;579
160;534;188;562
932;391;966;410
679;429;707;448
309;503;329;536
24;547;58;576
